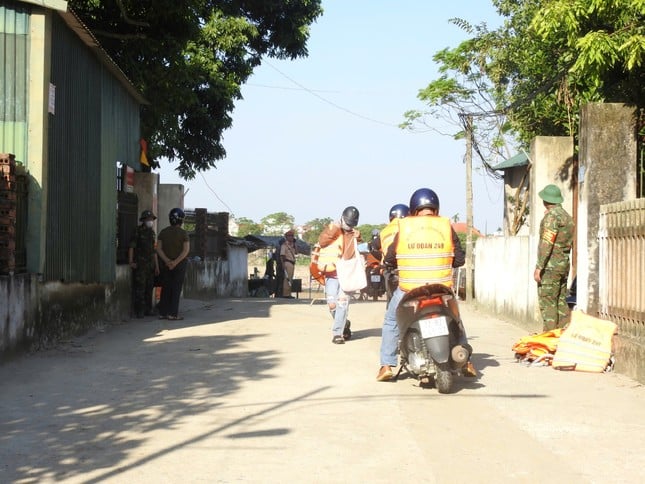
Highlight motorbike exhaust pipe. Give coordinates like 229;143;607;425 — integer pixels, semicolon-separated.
451;345;469;364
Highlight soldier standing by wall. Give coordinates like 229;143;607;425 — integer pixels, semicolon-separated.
129;210;160;318
534;184;575;331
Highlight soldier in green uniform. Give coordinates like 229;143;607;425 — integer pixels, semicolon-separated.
129;210;160;318
534;185;574;331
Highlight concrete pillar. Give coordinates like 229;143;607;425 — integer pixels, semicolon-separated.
133;172;159;231
26;9;53;275
158;184;185;232
528;136;575;321
577;103;638;315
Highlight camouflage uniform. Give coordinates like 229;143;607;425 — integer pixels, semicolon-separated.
536;204;574;331
130;224;157;317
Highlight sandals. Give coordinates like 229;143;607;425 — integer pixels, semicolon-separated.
167;315;184;321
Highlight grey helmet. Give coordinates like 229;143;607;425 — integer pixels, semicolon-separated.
341;206;359;228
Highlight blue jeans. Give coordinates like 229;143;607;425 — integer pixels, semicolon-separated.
324;276;350;336
380;287;404;366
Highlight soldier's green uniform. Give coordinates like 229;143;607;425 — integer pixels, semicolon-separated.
129;211;158;318
535;185;574;331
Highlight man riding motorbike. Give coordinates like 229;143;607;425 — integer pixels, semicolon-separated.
377;203;409;302
376;188;477;381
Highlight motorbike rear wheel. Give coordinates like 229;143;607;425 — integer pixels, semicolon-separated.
435;364;454;394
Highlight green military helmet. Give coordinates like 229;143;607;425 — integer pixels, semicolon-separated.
139;209;157;221
538;184;564;204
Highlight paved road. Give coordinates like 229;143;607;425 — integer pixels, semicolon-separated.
1;296;644;483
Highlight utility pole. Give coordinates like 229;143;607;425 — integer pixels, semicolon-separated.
464;114;474;301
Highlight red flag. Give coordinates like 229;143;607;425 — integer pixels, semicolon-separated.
139;138;150;167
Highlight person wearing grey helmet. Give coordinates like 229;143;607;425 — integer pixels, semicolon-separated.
317;206;362;344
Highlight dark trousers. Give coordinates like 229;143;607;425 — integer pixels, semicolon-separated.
133;267;155;315
158;259;187;317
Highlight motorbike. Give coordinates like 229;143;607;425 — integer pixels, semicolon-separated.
359;247;386;301
395;283;471;393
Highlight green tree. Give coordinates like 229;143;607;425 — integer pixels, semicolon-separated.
235;217;262;237
69;0;323;179
457;231;479;249
357;224;387;243
405;0;644;150
261;212;295;236
415;0;645;149
301;217;332;246
401;19;514;175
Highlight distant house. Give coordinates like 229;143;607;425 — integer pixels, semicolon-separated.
451;222;483;238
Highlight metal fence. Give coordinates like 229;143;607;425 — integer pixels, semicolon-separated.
598;199;645;338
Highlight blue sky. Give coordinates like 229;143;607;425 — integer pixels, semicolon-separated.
159;0;506;233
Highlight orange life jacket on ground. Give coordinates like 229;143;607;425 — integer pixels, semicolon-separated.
395;216;454;291
512;328;564;363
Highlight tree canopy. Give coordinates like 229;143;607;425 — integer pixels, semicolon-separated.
69;0;323;179
404;0;644;151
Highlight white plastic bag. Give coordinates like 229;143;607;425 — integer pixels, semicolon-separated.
335;240;367;292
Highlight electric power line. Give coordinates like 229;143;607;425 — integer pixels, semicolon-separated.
199;172;234;215
264;61;400;128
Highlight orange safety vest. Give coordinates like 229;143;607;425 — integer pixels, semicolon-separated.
552;310;617;372
395;215;454;291
379;219;400;261
317;234;343;274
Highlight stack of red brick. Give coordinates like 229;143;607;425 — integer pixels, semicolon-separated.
0;153;17;274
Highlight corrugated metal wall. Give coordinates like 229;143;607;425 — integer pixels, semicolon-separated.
0;2;29;164
46;13;139;283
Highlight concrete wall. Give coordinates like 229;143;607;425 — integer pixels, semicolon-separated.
1;266;131;358
474;235;540;332
577;103;638;315
0;274;39;356
183;246;249;299
1;248;251;358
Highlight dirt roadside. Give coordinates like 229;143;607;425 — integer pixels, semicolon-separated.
1;295;644;483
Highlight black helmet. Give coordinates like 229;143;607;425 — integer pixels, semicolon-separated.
409;188;440;214
169;207;185;225
139;209;157;221
341;206;359;228
388;203;410;221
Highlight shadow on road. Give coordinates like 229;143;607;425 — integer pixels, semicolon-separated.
0;299;286;482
